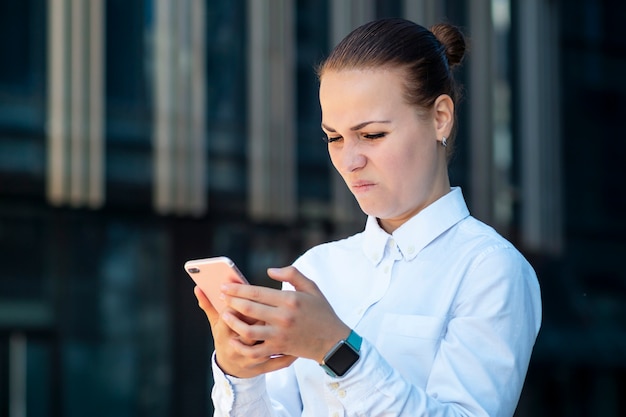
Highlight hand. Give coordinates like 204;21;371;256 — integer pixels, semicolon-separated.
194;286;297;378
220;266;351;364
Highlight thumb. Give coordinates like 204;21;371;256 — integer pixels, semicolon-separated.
194;286;219;327
267;266;319;294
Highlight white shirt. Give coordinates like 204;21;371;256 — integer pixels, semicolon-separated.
211;187;542;417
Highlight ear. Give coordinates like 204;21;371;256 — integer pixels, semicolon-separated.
433;94;454;142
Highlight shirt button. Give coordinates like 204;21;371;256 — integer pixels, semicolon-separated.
383;265;390;274
407;245;415;254
332;413;340;417
338;389;347;398
329;382;340;390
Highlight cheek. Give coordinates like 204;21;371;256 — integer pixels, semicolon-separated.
384;149;418;175
383;144;434;185
327;147;340;170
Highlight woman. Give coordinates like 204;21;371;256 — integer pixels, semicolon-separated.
196;17;541;417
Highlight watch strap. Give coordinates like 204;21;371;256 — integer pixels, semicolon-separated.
345;329;362;351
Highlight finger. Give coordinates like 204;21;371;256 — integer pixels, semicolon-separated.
239;336;261;346
262;354;298;371
225;308;263;345
229;353;298;377
241;354;298;378
267;266;321;294
194;286;219;326
229;337;296;365
221;283;285;308
222;310;272;343
225;294;278;324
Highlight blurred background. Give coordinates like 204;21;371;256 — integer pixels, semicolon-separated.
0;0;624;416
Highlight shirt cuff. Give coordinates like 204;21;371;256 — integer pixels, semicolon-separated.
211;352;267;412
322;339;395;408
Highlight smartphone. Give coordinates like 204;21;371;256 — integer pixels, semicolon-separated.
184;256;249;313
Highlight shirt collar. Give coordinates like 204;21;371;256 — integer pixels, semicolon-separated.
361;187;470;264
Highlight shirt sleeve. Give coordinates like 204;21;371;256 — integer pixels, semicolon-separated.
425;246;542;416
311;246;541;417
210;352;302;417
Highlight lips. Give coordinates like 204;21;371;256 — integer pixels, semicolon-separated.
350;180;376;193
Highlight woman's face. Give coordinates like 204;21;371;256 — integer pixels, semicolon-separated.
319;68;452;233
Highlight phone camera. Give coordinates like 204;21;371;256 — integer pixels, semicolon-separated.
187;267;200;274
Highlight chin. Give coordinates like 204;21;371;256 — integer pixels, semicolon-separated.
358;204;389;220
354;196;397;218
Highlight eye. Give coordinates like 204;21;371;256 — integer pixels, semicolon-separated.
363;133;386;140
322;136;343;143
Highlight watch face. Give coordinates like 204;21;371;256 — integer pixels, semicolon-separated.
325;342;360;377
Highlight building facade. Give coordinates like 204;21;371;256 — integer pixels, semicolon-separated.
0;0;624;416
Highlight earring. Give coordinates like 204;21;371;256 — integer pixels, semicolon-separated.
441;137;448;147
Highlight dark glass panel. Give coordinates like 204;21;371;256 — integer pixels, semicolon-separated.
296;0;331;204
105;0;152;209
206;0;248;205
0;0;47;199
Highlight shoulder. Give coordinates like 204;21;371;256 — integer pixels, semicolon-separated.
429;215;539;296
451;216;540;300
452;216;525;264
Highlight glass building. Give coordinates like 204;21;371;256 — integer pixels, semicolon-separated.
0;0;624;416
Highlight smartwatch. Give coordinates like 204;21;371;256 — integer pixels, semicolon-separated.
320;330;362;377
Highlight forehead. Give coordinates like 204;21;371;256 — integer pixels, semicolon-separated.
319;68;409;125
319;68;406;101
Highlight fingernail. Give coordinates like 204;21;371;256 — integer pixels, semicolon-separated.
268;267;284;275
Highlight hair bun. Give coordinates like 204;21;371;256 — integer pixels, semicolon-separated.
430;23;467;69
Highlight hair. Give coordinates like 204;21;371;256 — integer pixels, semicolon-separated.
317;18;467;156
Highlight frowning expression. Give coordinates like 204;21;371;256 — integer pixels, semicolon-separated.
319;68;452;233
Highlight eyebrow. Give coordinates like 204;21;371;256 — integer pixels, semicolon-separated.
321;120;391;133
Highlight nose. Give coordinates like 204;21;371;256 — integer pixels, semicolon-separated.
331;137;367;174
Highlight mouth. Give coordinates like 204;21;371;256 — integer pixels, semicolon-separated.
350;180;376;193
